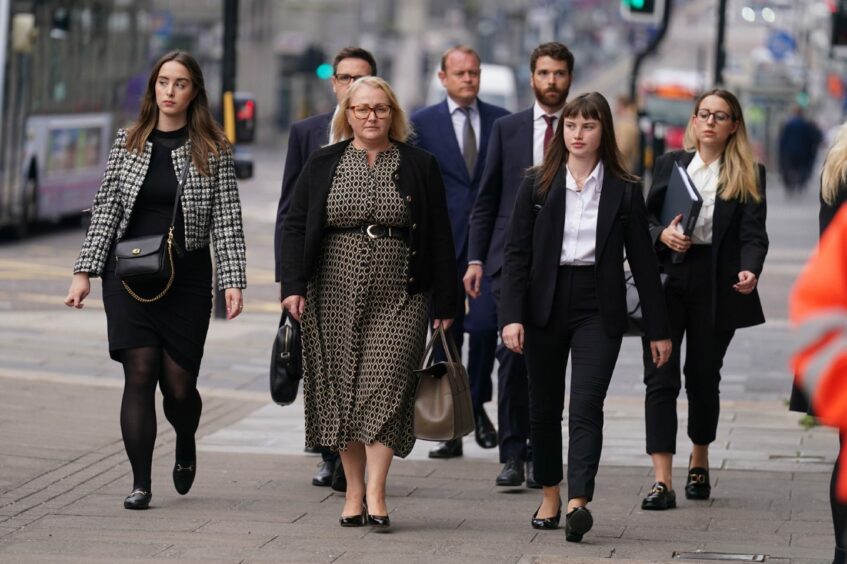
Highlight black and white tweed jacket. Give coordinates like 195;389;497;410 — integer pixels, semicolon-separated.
73;129;247;289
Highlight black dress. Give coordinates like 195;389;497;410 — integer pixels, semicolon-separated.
102;127;213;375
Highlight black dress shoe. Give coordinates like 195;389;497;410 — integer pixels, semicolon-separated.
525;460;541;489
531;496;562;530
685;467;711;500
312;459;334;487
173;461;196;495
564;506;593;542
641;481;676;510
474;410;498;449
331;458;347;492
367;512;391;528
123;489;152;510
339;503;367;527
495;457;525;486
428;438;463;459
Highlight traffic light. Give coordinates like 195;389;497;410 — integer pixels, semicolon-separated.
833;0;847;48
234;93;256;144
620;0;665;24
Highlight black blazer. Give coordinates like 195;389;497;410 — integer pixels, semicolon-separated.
274;111;333;281
646;150;768;331
280;139;459;318
500;167;670;341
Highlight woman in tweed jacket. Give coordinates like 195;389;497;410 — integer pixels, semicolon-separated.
64;51;246;510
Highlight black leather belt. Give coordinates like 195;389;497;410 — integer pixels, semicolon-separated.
329;224;409;240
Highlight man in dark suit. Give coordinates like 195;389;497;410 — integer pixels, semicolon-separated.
465;42;574;487
410;46;509;459
273;46;377;491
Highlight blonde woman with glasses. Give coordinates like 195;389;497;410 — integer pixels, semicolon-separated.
639;89;768;510
280;76;457;529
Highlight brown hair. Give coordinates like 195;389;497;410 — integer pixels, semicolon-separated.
530;42;574;75
534;92;638;198
125;50;228;176
330;77;411;144
333;46;378;76
440;45;481;71
683;88;761;203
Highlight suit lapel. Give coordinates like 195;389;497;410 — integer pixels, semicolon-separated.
595;173;624;261
521;109;535;168
712;186;736;252
474;101;495;181
544;167;567;267
435;100;469;181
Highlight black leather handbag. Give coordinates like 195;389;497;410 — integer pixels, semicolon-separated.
270;311;303;406
115;161;190;303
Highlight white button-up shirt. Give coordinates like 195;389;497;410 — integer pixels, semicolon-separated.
532;101;565;166
446;97;480;154
560;161;604;265
686;152;719;245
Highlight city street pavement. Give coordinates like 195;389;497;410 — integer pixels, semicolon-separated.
0;145;838;562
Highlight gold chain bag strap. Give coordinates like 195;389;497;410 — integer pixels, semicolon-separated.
114;159;190;303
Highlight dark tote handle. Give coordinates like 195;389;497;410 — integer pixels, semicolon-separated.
419;326;461;370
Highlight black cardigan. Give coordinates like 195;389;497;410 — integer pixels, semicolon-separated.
646;150;769;331
280;139;459;319
500;167;670;341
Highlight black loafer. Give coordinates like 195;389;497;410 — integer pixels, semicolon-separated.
496;457;525;486
331;458;347;492
123;489;152;510
339;503;367;527
312;459;334;487
531;496;562;530
525;460;541;489
685;467;711;500
565;506;593;542
428;438;463;459
641;481;676;510
474;410;498;449
173;461;196;495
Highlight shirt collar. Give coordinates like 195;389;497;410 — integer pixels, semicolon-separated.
565;161;604;193
533;101;565;122
447;96;479;116
690;151;721;176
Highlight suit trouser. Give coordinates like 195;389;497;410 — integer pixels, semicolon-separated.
641;245;735;454
492;273;532;463
524;266;621;501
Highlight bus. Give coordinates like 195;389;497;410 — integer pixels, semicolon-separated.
0;0;151;237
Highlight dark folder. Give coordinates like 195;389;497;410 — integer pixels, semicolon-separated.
659;161;702;264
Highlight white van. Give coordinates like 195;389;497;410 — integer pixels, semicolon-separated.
425;63;519;112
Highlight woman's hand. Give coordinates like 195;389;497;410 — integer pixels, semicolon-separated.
502;323;525;354
650;339;672;368
64;273;91;309
282;295;305;321
733;271;758;295
433;318;454;331
659;214;692;253
225;288;244;320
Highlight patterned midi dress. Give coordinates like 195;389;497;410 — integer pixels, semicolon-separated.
301;143;429;458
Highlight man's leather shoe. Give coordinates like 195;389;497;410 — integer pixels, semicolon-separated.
172;461;196;495
531;496;562;529
565;506;593;542
474;410;497;449
123;489;152;510
525;460;541;489
685;467;711;500
495;457;525;486
428;438;463;459
641;481;676;510
312;459;334;487
331;458;347;492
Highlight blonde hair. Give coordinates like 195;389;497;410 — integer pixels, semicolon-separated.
330;76;411;144
822;123;847;205
683;89;761;203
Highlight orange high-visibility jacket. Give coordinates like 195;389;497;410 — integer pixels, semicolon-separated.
791;205;847;497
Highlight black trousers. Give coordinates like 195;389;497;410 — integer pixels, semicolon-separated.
524;266;622;500
492;273;532;463
641;245;735;454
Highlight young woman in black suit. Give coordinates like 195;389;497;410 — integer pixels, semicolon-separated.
640;89;768;510
500;92;671;542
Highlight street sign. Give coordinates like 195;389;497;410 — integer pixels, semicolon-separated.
767;30;797;61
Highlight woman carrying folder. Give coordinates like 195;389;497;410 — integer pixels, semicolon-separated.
640;89;768;510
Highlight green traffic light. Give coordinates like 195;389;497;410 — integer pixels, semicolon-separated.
623;0;645;7
316;63;333;80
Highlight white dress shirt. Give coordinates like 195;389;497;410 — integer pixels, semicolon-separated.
686;152;719;245
560;161;604;265
446;97;480;154
532;102;565;166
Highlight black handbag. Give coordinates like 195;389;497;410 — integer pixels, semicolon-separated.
270;311;303;406
114;160;190;303
624;271;669;337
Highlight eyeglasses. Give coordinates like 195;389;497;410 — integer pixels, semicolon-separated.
333;74;367;85
348;104;392;119
695;109;735;123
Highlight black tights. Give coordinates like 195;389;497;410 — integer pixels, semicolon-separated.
833;432;847;562
120;347;202;491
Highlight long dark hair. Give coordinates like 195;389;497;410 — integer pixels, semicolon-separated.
535;92;638;198
125;50;228;176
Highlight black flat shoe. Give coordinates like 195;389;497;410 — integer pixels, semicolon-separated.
428;438;463;459
564;506;593;543
312;459;334;487
331;458;347;492
474;410;498;449
525;460;541;489
685;467;711;500
123;489;152;510
172;461;196;495
641;481;676;510
339;503;367;527
367;513;391;528
495;457;525;486
531;496;562;530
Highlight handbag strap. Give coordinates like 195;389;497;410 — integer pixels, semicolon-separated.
419;326;462;369
169;156;191;228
